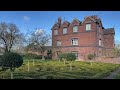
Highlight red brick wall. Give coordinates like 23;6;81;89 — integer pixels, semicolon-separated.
104;34;114;48
52;16;114;60
52;17;97;47
52;16;99;60
52;47;97;60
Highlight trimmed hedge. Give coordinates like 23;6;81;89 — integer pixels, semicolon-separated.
23;53;52;60
58;53;67;60
66;53;76;61
58;53;76;61
24;53;42;59
1;52;23;69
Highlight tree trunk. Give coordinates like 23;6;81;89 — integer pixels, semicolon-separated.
42;55;45;60
91;61;92;66
28;60;30;72
58;58;60;62
90;60;93;66
11;71;13;79
5;47;9;52
10;68;14;79
42;53;45;60
70;61;72;71
33;59;35;67
64;59;66;65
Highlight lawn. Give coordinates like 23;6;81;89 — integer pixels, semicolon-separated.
0;59;120;79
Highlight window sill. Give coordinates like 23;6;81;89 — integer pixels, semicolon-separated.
63;33;67;35
73;32;78;34
86;30;91;31
71;45;78;46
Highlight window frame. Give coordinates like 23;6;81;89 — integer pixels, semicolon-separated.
63;27;67;34
71;38;78;46
99;38;102;46
86;23;91;31
73;25;78;33
54;29;58;35
57;40;61;46
72;51;78;58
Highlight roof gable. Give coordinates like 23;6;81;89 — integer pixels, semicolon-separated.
51;23;59;30
61;20;70;27
70;18;81;26
82;16;96;24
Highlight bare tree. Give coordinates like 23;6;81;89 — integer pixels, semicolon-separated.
30;29;51;60
0;22;23;52
113;40;120;57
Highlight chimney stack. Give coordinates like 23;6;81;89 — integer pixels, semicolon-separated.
91;15;97;19
58;17;61;26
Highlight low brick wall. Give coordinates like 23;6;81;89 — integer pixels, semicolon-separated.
92;57;120;64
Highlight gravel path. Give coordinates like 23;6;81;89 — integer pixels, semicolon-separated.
105;67;120;79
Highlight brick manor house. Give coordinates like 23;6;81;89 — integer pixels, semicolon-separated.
51;15;115;60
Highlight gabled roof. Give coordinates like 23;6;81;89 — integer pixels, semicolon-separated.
103;28;115;35
82;16;96;23
61;20;70;27
70;18;82;26
51;22;60;30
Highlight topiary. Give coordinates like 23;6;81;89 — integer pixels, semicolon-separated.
87;54;96;60
1;52;23;79
66;53;76;61
58;53;67;60
66;53;76;71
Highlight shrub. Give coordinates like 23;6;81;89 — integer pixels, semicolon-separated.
1;52;23;79
24;53;42;59
58;53;67;60
87;54;96;60
66;53;76;61
66;53;76;71
44;56;48;60
1;52;23;68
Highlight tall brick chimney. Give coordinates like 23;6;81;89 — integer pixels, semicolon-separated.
91;15;97;20
58;17;61;26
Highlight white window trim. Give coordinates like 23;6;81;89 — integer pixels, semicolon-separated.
86;24;91;31
63;27;67;34
73;26;78;33
99;39;102;46
54;29;58;35
71;38;78;45
57;40;61;46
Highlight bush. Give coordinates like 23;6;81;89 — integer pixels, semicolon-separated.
1;52;23;68
24;53;42;59
87;54;96;60
58;53;67;60
44;56;48;60
66;53;76;61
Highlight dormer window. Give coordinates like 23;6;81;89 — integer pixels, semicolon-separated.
73;26;78;33
86;24;91;31
63;27;67;34
54;29;58;35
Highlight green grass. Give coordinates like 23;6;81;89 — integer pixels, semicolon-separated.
0;59;120;79
113;71;120;79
